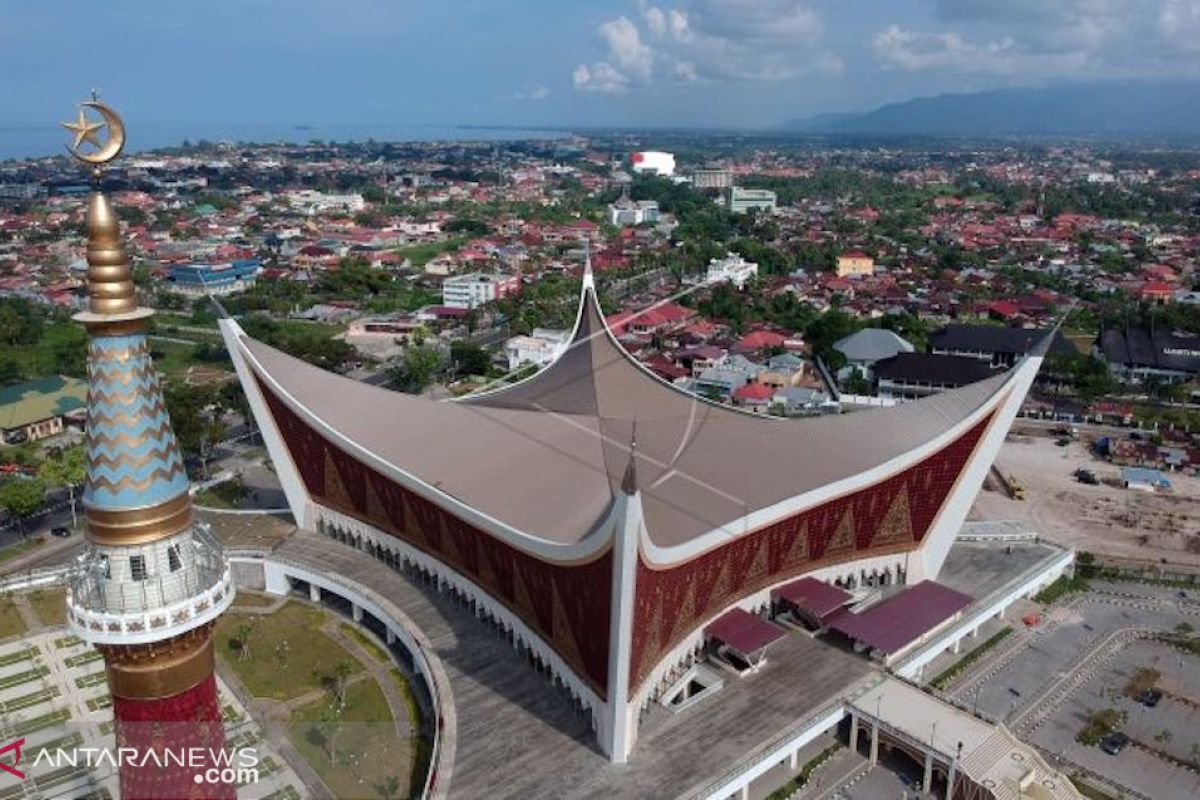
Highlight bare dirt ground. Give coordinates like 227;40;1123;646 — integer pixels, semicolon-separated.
970;432;1200;566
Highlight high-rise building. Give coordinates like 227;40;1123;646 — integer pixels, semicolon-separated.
726;186;777;215
61;99;235;800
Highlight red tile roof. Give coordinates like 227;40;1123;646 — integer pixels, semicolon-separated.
734;383;774;401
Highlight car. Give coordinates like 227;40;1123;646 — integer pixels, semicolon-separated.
1137;688;1162;708
50;526;72;538
1100;732;1130;755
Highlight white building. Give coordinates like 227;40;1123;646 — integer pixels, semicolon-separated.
630;151;675;177
608;199;660;227
505;328;571;371
284;190;366;215
706;253;759;289
442;273;520;310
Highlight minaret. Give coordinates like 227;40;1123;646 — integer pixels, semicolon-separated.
61;97;236;800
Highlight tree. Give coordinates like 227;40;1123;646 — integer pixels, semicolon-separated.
38;447;86;529
163;383;229;473
329;660;354;708
449;341;490;377
805;310;862;371
0;478;47;536
232;622;254;661
390;345;443;394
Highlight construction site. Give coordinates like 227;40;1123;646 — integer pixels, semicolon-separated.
972;425;1200;569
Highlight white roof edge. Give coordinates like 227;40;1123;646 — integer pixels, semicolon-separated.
225;319;619;563
640;356;1040;566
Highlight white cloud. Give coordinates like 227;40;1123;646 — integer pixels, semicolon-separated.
599;16;653;79
668;9;691;40
902;1;1200;77
1160;0;1200;50
573;62;630;94
572;2;833;92
687;0;821;42
872;25;1088;75
643;4;667;37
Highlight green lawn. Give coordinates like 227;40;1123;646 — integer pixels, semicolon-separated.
28;588;67;627
214;602;364;701
341;623;389;664
0;607;27;640
288;677;409;800
230;591;278;609
395;238;466;267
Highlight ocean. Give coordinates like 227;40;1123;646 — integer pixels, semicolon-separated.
0;121;570;162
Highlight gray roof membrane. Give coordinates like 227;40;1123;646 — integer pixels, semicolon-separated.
241;286;1016;549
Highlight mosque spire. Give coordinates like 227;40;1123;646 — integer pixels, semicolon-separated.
61;95;236;800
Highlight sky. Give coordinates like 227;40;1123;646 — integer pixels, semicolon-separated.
4;0;1200;131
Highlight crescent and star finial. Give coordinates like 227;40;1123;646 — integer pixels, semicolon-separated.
62;97;126;170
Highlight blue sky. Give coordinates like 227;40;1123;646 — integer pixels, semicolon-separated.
4;1;1199;130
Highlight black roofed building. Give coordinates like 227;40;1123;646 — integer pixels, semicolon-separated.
1097;327;1200;385
931;324;1074;368
875;352;996;400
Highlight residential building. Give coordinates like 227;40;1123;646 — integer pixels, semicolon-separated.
165;259;261;296
506;328;571;371
0;376;87;444
772;386;833;416
836;251;875;278
706;252;759;289
726;186;777;215
442;272;520;310
284;190;366;215
608;199;660;227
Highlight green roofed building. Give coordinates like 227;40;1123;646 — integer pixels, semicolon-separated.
0;376;88;445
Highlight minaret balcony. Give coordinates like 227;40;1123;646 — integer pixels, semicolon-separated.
66;564;234;646
66;524;235;646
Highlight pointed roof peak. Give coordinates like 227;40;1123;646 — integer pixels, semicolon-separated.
582;236;595;290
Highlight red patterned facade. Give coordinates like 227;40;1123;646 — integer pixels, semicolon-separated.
111;675;233;800
256;377;614;696
628;412;994;694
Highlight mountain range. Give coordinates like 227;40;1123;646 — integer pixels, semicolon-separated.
782;82;1200;137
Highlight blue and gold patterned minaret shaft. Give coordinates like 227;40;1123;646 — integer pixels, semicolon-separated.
76;191;192;541
63;97;235;799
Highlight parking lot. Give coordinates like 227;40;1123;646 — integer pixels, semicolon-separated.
941;578;1200;799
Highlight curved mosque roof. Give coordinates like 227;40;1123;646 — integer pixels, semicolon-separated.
228;280;1027;552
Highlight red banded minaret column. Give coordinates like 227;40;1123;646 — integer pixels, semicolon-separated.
61;98;236;800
